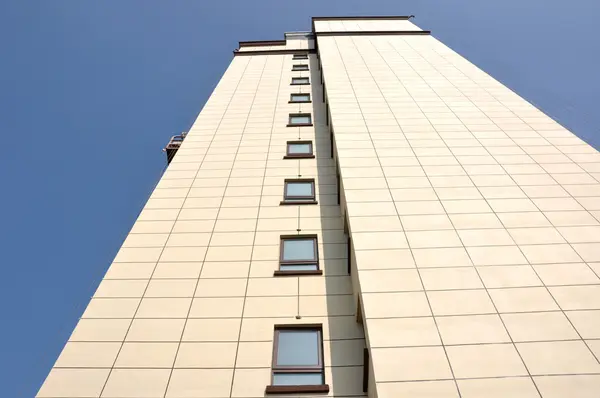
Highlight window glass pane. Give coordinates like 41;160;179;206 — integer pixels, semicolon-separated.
273;372;323;386
288;143;311;154
280;264;318;271
282;239;316;261
277;330;320;366
293;65;308;71
291;94;310;102
286;182;313;197
292;77;309;84
290;115;311;124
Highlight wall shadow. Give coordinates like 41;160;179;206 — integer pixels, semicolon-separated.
308;53;368;398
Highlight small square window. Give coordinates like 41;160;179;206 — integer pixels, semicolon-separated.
284;141;314;159
265;325;329;394
293;54;308;60
288;113;312;127
289;93;311;103
276;235;321;276
292;64;309;71
291;77;310;85
282;179;316;205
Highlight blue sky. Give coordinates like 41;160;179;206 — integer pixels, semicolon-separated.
1;0;599;396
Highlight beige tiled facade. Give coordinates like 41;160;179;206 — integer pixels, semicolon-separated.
38;16;600;398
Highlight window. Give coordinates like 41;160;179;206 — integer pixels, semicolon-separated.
293;54;308;60
344;216;351;274
289;93;311;103
288;113;312;126
292;64;309;71
347;235;352;274
291;77;310;85
282;179;317;205
276;235;320;275
266;325;328;394
284;140;314;159
363;347;369;393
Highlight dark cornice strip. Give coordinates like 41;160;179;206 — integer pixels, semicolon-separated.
233;48;316;56
312;15;414;21
238;40;286;47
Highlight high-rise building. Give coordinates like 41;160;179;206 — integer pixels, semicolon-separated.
37;16;600;398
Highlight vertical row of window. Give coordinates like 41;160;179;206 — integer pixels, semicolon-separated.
278;54;319;274
289;54;312;128
282;53;316;206
266;53;328;395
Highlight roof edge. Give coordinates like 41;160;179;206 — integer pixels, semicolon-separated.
316;30;430;37
238;40;286;48
233;48;316;56
312;15;414;21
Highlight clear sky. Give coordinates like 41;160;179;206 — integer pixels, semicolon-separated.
1;0;599;396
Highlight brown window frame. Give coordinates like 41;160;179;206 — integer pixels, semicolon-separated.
284;140;314;159
292;64;309;71
293;54;308;60
287;113;313;127
276;234;321;276
291;77;310;86
281;178;317;205
265;325;329;394
289;93;311;103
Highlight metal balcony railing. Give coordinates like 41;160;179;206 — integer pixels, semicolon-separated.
163;132;187;164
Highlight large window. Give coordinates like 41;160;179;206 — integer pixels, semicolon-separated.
284;141;314;159
289;93;311;103
288;113;312;126
293;54;308;60
292;64;309;71
265;325;328;394
282;179;317;205
276;235;320;275
291;77;310;85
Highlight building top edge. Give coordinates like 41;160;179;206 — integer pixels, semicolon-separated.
238;40;286;48
235;15;420;52
312;15;414;21
238;33;313;49
285;32;314;39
